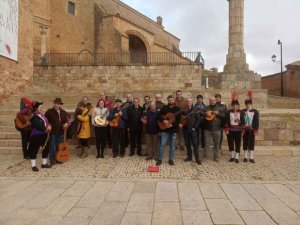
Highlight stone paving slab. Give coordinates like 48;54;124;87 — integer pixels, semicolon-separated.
181;210;213;225
265;183;300;211
221;183;262;210
152;201;182;225
205;199;244;224
239;211;277;225
0;179;300;225
255;197;300;225
178;182;206;211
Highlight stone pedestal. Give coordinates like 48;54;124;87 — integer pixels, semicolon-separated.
221;0;262;89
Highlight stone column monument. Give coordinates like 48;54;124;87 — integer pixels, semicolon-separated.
220;0;261;89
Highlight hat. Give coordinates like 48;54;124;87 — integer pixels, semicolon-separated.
245;90;253;105
231;90;239;106
115;98;122;103
53;97;63;105
32;101;43;112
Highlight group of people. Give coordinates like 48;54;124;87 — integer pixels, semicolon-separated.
16;90;259;172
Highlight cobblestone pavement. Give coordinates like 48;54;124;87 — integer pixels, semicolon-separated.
0;150;299;182
0;178;300;225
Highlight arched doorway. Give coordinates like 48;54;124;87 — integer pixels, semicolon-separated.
128;35;147;63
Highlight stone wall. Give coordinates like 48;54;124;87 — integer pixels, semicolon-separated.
33;64;202;94
0;0;33;103
255;109;300;155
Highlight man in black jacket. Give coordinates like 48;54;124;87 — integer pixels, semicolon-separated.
156;95;181;166
45;98;70;165
203;97;226;162
127;97;144;156
181;97;202;165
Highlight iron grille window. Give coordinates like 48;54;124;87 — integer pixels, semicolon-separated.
68;1;75;15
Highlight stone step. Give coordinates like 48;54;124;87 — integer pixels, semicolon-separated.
0;132;20;139
0;126;17;132
0;139;22;147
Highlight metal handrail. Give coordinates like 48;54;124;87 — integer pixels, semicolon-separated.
34;52;204;66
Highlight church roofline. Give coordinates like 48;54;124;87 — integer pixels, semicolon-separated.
109;0;181;41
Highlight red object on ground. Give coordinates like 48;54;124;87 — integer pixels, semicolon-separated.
147;166;160;172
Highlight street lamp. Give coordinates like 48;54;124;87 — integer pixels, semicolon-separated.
271;40;284;97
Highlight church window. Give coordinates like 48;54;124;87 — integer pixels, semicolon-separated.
68;1;76;15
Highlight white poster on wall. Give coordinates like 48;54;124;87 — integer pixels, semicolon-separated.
0;0;18;61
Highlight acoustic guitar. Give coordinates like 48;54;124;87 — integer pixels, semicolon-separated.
205;105;226;121
158;110;183;130
56;128;70;163
108;105;129;127
95;115;108;126
180;109;202;127
15;115;31;129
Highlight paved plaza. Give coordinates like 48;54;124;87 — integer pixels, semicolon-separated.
0;152;300;225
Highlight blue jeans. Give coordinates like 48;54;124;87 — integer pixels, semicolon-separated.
158;132;177;161
49;134;64;161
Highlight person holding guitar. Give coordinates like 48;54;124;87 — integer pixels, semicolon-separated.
180;97;202;165
203;97;226;162
28;102;52;172
45;98;70;165
175;90;186;151
156;95;181;166
108;99;128;158
98;92;114;148
92;99;109;158
15;100;34;159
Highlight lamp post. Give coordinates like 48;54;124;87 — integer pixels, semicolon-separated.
271;40;284;97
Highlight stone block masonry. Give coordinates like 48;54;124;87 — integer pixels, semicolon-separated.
0;0;34;103
34;64;203;94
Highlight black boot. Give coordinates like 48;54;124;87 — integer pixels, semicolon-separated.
100;149;104;158
96;149;100;158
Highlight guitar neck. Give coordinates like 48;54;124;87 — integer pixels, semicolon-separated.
63;128;67;143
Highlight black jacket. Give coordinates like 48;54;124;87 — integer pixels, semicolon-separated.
158;104;181;133
127;106;143;131
182;107;201;130
243;108;259;130
45;108;70;135
203;104;226;131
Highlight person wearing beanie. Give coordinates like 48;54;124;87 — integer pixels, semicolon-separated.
242;90;259;163
28;102;52;172
224;91;245;163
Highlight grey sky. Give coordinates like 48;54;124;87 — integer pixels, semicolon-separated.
121;0;300;76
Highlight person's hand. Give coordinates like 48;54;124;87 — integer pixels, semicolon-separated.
114;113;119;117
63;123;68;128
254;130;258;135
179;124;183;128
206;111;212;117
25;121;31;126
242;129;245;136
214;111;219;115
119;111;123;116
225;131;229;135
46;126;52;132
